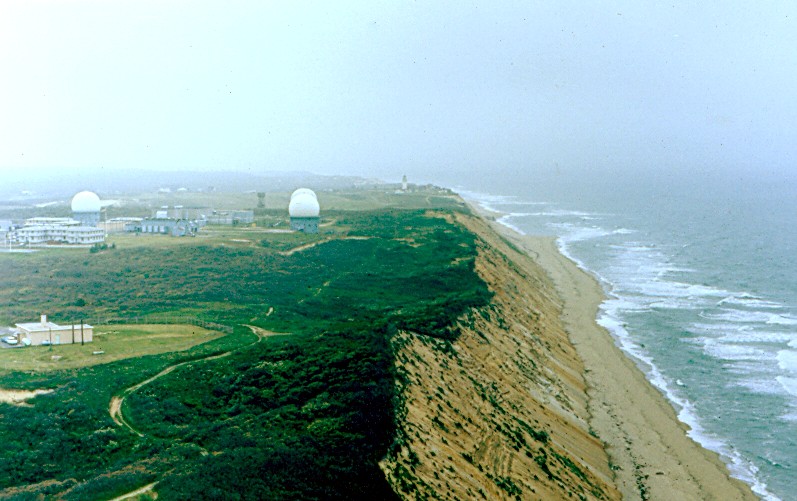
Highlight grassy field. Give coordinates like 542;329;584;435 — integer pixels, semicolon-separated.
0;324;222;373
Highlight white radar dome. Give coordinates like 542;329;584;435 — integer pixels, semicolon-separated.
290;188;317;201
289;193;320;218
71;191;101;213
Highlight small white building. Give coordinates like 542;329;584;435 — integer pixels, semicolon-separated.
15;315;93;345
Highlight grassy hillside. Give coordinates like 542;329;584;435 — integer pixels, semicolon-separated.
0;190;490;499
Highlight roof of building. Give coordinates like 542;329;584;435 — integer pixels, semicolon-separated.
25;217;79;226
16;321;93;333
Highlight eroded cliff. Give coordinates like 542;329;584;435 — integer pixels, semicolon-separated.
381;213;620;500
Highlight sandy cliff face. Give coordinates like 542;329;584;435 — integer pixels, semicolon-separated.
381;213;620;500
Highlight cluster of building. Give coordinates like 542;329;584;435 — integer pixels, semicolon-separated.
0;187;322;248
120;208;256;236
5;191;106;246
0;188;325;349
123;215;203;237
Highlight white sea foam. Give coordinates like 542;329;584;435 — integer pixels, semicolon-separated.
601;243;730;309
767;314;797;326
454;189;519;214
672;398;774;499
506;201;549;206
455;189;548;212
701;340;771;362
551;223;614;243
716;310;797;327
737;377;787;395
496;215;527;236
614;281;727;310
527;209;597;218
455;189;515;205
647;298;695;309
776;349;797;374
601;296;651;313
590;243;783;499
718;295;784;309
689;325;794;344
597;304;779;499
779;407;797;422
608;243;656;251
700;309;788;324
456;189;552;239
727;331;797;344
776;377;797;398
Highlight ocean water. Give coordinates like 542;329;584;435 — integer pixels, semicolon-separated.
452;172;797;500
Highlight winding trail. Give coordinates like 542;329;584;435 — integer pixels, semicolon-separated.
108;481;158;501
278;235;371;256
109;326;288;437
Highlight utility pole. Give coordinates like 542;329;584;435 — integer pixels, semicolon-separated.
80;320;84;346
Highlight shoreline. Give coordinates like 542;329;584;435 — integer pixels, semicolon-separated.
473;205;757;500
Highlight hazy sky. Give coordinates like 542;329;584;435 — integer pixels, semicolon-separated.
1;1;795;184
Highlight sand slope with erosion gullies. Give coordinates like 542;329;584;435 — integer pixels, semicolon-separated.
382;212;620;500
382;210;756;500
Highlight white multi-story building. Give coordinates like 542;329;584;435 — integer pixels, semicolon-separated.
10;218;105;245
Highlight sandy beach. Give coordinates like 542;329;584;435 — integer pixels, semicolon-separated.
486;219;757;499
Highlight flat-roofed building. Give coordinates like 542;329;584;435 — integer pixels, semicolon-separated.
100;217;142;233
24;217;79;227
125;218;200;236
206;210;254;225
10;223;105;245
15;315;93;345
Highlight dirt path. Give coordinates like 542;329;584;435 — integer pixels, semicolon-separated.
278;236;371;256
108;481;158;501
109;326;288;436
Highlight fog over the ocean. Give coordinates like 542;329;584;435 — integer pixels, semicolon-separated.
2;1;795;186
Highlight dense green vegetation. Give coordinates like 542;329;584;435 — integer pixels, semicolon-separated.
0;200;491;499
130;327;398;499
0;327;253;499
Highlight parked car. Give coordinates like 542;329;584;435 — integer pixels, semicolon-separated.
1;336;19;345
41;339;51;346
